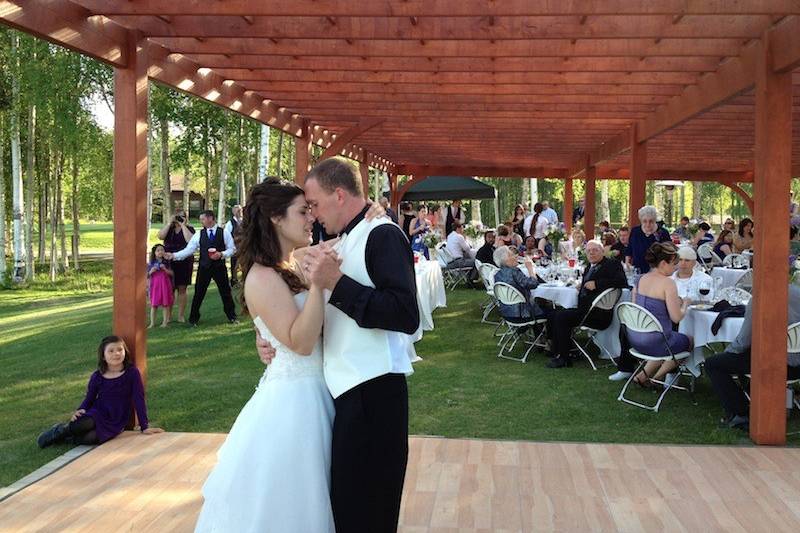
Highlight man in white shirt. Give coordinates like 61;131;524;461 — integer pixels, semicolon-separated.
166;209;238;325
541;201;559;225
445;222;478;282
671;246;711;298
224;204;243;286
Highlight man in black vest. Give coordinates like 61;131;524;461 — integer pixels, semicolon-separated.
167;210;237;326
445;199;465;236
224;204;242;286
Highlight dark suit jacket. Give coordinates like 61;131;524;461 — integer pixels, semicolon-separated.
578;257;629;326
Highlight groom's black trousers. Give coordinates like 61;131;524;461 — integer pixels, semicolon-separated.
331;373;408;533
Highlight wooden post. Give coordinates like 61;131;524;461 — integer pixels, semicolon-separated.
563;178;574;232
359;160;370;200
750;33;792;445
388;172;398;208
113;35;149;386
628;124;647;227
294;120;311;185
584;165;597;239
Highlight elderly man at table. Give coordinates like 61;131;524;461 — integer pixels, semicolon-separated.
475;230;496;265
626;206;671;274
546;240;629;369
671;246;711;298
705;284;800;431
493;245;546;322
445;222;479;283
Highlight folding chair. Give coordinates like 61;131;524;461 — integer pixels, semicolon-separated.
743;322;800;413
436;243;472;290
570;288;622;370
716;286;751;305
722;253;745;267
697;243;721;272
476;260;501;325
734;269;753;292
616;302;695;412
493;282;548;363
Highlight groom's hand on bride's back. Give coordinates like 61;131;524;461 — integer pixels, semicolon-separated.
255;330;276;364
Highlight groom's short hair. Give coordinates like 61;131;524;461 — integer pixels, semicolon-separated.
305;158;363;197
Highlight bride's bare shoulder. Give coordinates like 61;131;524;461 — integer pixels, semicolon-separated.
244;264;290;296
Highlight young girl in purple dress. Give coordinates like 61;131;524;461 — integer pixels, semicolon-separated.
37;336;163;448
148;244;174;328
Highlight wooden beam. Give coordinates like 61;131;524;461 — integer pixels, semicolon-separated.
395;165;568;178
750;34;792;446
584;165;597;239
0;0;128;66
395;175;428;208
564;179;574;232
359;159;370;200
320;119;384;160
724;182;754;213
72;0;800;16
628;125;647;227
295;120;311;185
112;33;149;389
770;15;800;72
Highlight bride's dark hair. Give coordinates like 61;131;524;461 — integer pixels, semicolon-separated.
236;177;309;314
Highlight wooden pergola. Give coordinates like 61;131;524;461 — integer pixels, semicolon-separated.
3;0;800;444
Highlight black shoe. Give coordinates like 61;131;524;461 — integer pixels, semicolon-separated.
228;318;240;324
188;322;199;328
547;357;571;369
37;423;69;448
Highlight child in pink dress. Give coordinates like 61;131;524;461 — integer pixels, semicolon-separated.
148;244;174;328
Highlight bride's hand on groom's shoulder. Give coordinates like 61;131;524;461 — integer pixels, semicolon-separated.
256;330;277;364
365;200;385;221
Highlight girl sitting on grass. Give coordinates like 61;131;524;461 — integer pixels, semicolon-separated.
37;335;163;448
148;243;174;328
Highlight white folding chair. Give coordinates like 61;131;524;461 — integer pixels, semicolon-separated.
570;288;622;370
716;286;751;305
743;322;800;414
735;269;753;292
476;260;501;325
436;243;472;290
493;282;548;363
722;253;744;267
616;302;694;412
697;243;721;272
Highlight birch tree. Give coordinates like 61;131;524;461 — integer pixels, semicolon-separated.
11;34;25;282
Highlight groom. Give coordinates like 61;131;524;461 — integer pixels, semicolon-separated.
258;158;419;532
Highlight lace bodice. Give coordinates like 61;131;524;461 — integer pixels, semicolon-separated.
253;292;324;385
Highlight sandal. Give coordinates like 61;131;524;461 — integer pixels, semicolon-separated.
633;369;654;389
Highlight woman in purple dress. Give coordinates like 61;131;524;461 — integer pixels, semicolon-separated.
628;242;693;387
158;211;196;323
37;336;163;447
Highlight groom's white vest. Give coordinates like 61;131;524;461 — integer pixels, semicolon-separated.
324;216;413;398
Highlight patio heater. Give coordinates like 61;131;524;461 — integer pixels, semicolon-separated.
654;180;685;228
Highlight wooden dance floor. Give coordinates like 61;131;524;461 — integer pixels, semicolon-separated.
3;432;800;532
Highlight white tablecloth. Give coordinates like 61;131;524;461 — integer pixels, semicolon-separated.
678;308;744;374
533;283;580;309
711;267;748;289
412;260;447;343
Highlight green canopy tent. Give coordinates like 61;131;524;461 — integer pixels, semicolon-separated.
400;176;500;226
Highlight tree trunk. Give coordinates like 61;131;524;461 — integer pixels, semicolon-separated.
203;119;211;211
57;153;68;272
679;183;686;219
183;165;190;217
159;118;172;223
258;124;270;183
24;104;35;280
275;130;284;179
0;112;6;279
49;152;58;281
692;182;703;219
146;108;153;236
600;179;610;224
71;153;80;270
10;35;25;282
217;133;229;223
38;137;49;264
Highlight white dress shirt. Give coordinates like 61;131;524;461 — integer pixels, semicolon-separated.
445;231;474;260
542;207;559;225
171;225;236;261
223;217;242;236
523;214;550;239
671;268;712;298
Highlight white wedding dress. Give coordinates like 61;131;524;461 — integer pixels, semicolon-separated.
195;292;335;533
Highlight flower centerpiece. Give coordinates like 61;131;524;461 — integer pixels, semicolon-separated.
463;221;482;240
422;231;441;250
545;222;566;253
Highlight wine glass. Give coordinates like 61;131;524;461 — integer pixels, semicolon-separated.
698;279;712;304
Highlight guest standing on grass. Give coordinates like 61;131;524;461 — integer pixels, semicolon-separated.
37;336;163;448
147;244;174;328
224;204;243;287
158;211;195;323
166;210;238;326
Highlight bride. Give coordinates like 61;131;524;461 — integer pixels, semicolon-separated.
197;178;330;532
194;177;382;532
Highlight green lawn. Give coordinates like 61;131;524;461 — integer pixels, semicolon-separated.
2;259;798;487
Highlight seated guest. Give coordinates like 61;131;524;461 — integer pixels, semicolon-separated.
546;240;629;368
692;222;714;247
602;232;617;255
537;234;554;258
671;246;711;298
445;222;478;282
610;226;629;259
733;217;754;252
674;216;693;240
722;217;736;234
626;206;671;273
523;235;538;254
511;233;525;254
560;228;586;259
493;245;544;320
495;224;513;249
706;283;800;431
713;229;734;260
598;221;611;234
791;226;800;256
475;230;496;265
626;242;692;387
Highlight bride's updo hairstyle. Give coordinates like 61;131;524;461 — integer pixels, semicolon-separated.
644;241;678;269
236;177;309;313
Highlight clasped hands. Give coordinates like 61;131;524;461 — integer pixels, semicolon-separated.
301;242;343;290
